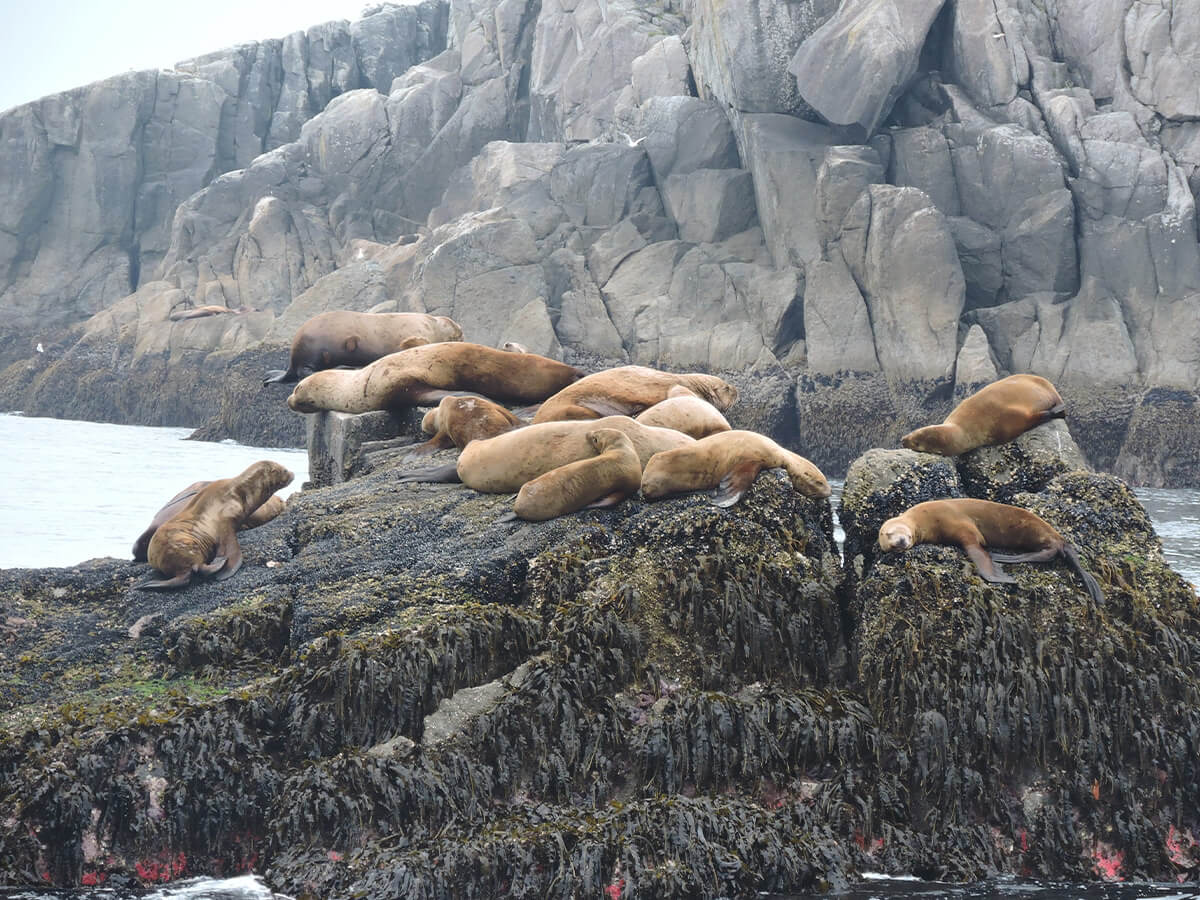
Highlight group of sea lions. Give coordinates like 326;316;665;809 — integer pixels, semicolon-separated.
134;310;1103;607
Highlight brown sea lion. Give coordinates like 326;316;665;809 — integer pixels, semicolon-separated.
141;460;294;590
131;483;287;562
407;395;524;459
634;385;732;438
877;498;1103;604
640;430;831;507
264;310;465;385
507;428;643;521
287;342;584;414
399;415;694;492
902;374;1065;456
531;365;738;424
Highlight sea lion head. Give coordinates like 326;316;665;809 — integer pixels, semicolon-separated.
638;453;675;500
587;427;634;456
878;516;915;552
421;407;440;435
438;316;464;341
244;460;295;494
501;341;528;354
901;425;947;454
287;372;333;413
789;458;832;499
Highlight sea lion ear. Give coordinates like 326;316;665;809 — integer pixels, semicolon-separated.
712;461;763;508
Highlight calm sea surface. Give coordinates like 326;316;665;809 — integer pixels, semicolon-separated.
0;415;1196;898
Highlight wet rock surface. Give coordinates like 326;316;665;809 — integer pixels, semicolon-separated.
1;418;1198;893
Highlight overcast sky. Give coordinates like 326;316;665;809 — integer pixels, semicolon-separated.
0;0;378;114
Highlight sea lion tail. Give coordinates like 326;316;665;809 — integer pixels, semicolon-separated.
263;369;296;385
1062;545;1104;604
397;464;462;484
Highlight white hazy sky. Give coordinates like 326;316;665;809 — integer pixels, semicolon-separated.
0;0;378;114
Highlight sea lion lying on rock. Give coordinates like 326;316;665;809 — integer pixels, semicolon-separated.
406;395;524;459
132;483;285;562
287;343;584;414
399;416;694;492
640;431;831;507
634;385;732;438
902;374;1065;456
877;497;1103;604
532;365;738;424
504;428;643;522
264;310;465;385
140;461;294;590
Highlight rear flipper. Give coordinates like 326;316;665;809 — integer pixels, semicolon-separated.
1062;544;1104;604
137;571;195;591
198;555;229;576
966;545;1018;584
263;369;296;385
511;404;542;421
989;548;1060;563
584;491;629;510
712;461;764;508
397;464;461;484
1037;401;1067;423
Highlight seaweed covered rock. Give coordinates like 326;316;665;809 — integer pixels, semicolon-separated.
0;447;867;896
841;428;1200;881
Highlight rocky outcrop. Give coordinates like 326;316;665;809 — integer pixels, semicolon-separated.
1;410;1197;892
2;0;1200;486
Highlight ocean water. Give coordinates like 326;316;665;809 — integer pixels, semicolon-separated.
0;414;308;570
0;416;1196;898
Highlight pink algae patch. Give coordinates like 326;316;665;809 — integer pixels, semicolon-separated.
605;878;625;899
1091;842;1124;880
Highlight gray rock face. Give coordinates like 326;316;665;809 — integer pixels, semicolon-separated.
636;96;741;186
1125;0;1200;119
789;0;948;138
839;185;965;381
803;255;880;375
814;146;885;251
661;169;758;244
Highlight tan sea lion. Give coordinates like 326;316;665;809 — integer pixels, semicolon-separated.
502;341;528;353
902;374;1065;456
141;460;294;590
640;430;831;507
287;342;584;414
399;415;695;492
169;304;254;321
407;395;524;459
264;310;465;385
634;385;732;438
507;428;643;521
531;365;738;424
132;482;287;562
877;498;1103;604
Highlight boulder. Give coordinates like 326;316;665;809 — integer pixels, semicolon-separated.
803;255;881;375
635;96;741;186
661;169;758;244
814;146;885;250
952;324;999;395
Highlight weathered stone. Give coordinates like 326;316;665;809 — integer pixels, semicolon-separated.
948;216;1004;310
661;169;758;244
630;36;692;103
803;255;880;375
1125;0;1200;119
890;126;960;217
636;95;741;185
948;0;1026;109
957;419;1089;502
952;324;999;394
1115;387;1200;487
814;146;885;250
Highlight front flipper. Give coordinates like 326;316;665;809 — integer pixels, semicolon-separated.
137;572;195;591
712;461;764;508
403;433;454;461
397;464;462;484
1037;401;1067;423
577;398;639;418
511;404;542;421
965;544;1017;584
584;491;629;510
198;555;228;576
990;548;1059;563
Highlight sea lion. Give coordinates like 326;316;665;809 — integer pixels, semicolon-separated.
169;304;254;321
902;374;1065;456
407;395;524;459
640;430;831;507
400;415;695;492
877;498;1103;604
141;460;294;590
131;483;287;562
634;385;732;438
508;428;643;521
502;341;528;353
531;365;738;424
287;342;584;414
264;310;465;385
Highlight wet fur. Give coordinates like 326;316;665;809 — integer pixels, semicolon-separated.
511;429;643;521
407;395;523;458
532;366;738;424
634;385;732;438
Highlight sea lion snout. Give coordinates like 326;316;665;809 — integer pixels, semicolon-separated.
878;519;914;552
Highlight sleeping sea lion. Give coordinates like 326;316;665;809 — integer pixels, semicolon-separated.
634;385;732;438
169;304;254;321
399;415;694;492
287;342;584;414
902;374;1065;456
141;461;294;590
132;483;286;562
877;497;1103;604
640;430;831;507
407;395;524;459
264;310;465;385
531;365;738;424
507;428;643;521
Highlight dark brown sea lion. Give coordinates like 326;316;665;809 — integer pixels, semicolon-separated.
264;310;465;385
406;395;524;459
508;428;643;521
531;365;738;424
132;483;286;562
141;461;294;590
877;498;1103;604
902;374;1065;456
400;415;694;492
640;430;830;507
634;385;732;438
286;343;584;414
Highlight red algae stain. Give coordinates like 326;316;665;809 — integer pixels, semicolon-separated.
1019;829;1029;853
81;871;107;886
605;878;625;899
135;851;187;884
1091;842;1124;881
327;850;344;862
1167;824;1198;868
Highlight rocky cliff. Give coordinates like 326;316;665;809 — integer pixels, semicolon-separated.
1;0;1199;485
0;420;1196;893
